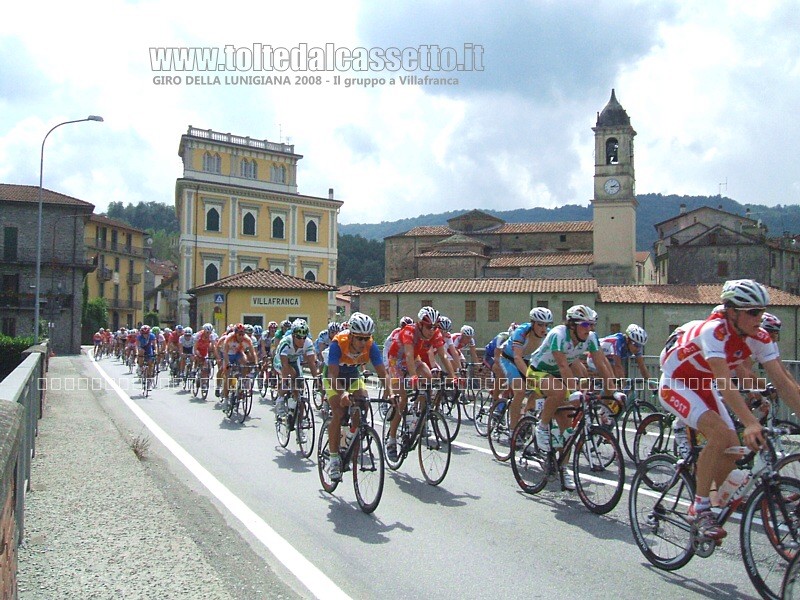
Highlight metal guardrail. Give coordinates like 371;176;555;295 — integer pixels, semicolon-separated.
0;343;47;545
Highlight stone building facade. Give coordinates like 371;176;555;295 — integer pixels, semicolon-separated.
0;184;94;354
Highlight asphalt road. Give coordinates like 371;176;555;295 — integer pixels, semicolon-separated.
90;354;764;600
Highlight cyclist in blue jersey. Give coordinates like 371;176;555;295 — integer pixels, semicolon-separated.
590;323;651;381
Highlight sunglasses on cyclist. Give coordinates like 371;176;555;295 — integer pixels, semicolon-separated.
293;334;307;339
577;321;594;328
735;308;765;317
352;334;371;342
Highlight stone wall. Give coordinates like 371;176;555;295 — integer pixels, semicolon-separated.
0;400;23;600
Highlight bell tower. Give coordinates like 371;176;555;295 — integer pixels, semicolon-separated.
591;89;637;284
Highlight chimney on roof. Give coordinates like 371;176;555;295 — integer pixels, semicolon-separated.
679;203;686;214
328;188;334;200
746;208;751;219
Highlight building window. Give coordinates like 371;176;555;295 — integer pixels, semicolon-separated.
304;270;316;281
114;257;120;271
203;152;221;173
562;301;571;321
242;315;264;328
559;235;566;243
488;300;500;322
99;282;105;298
421;299;432;309
242;212;256;236
272;216;285;239
606;137;619;165
1;317;15;337
305;219;318;243
270;164;286;183
204;263;218;284
772;254;777;268
609;323;621;333
3;227;17;261
537;300;549;309
465;300;476;321
243;265;253;272
240;158;257;179
206;207;220;232
379;300;390;321
717;261;729;277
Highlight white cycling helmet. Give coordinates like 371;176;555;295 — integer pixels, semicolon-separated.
183;327;193;335
438;316;453;333
203;323;213;332
720;279;770;308
529;307;554;324
625;324;648;345
291;319;309;337
418;306;439;325
348;312;375;335
566;305;597;323
762;312;782;332
460;325;475;336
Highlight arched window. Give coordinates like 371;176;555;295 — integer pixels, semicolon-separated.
240;158;257;179
203;152;222;173
273;268;282;274
606;137;619;165
270;164;286;183
272;216;284;239
243;265;253;272
304;270;316;281
206;207;220;232
242;212;256;235
305;219;317;243
204;263;218;284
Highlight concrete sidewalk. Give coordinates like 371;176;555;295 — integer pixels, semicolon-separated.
16;354;300;599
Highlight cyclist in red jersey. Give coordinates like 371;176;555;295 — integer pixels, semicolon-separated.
384;306;457;462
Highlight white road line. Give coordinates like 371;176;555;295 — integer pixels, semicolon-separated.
89;355;352;600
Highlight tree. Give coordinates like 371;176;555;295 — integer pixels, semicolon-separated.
84;298;109;332
142;311;160;327
337;234;385;286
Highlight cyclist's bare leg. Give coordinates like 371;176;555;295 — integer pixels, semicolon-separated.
695;410;739;499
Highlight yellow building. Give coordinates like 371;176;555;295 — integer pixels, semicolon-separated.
175;126;343;327
84;214;147;329
188;268;336;334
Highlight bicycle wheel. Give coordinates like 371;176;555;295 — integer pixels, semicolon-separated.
472;390;492;437
510;416;550;494
353;425;385;513
381;406;407;470
774;420;800;459
622;400;660;461
275;398;291;448
488;409;513;462
460;388;475;421
312;380;324;410
782;551;800;599
628;454;696;571
740;476;800;600
317;417;339;493
258;371;268;398
633;413;673;464
438;390;461;442
191;374;200;397
573;426;625;514
200;375;209;401
297;398;316;459
418;410;451;486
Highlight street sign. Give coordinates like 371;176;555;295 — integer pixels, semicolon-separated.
213;293;224;304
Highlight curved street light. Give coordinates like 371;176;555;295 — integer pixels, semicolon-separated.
35;115;104;344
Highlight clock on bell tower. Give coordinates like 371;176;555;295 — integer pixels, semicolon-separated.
591;89;637;284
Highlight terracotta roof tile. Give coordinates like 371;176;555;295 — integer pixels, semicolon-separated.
146;259;179;277
0;183;94;209
396;220;593;238
358;278;598;294
189;268;336;293
90;213;148;234
418;250;487;258
597;284;800;306
488;252;593;268
635;251;651;263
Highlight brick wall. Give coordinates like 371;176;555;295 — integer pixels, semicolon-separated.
0;481;16;600
0;399;23;600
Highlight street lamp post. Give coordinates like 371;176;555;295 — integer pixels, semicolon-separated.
34;115;103;344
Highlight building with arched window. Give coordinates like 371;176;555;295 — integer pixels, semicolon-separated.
175;126;342;327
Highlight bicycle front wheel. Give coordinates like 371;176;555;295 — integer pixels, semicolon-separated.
297;399;316;459
353;426;385;513
573;426;625;514
633;413;673;465
628;454;695;571
316;417;339;493
472;390;492;437
381;406;407;471
621;400;659;461
488;410;513;462
418;410;451;486
275;401;291;448
510;416;550;494
740;476;800;600
438;390;461;442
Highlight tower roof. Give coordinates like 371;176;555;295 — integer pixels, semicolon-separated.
596;89;631;127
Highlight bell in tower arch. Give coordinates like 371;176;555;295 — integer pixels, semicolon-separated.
606;137;619;165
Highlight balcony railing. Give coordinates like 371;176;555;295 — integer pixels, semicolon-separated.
161;289;178;302
127;273;142;285
96;267;112;282
186;126;295;155
0;293;73;310
106;299;142;310
85;237;146;257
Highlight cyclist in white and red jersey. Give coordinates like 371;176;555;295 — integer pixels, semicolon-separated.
451;325;479;367
430;316;462;370
659;279;800;542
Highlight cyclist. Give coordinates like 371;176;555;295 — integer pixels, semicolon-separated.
659;279;800;542
483;329;511;410
499;307;553;431
136;325;157;385
325;313;388;481
526;305;616;489
177;327;195;376
93;328;104;358
273;319;320;416
125;328;137;364
384;306;457;462
152;326;165;364
315;322;340;364
590;324;650;381
430;316;462;370
219;323;257;400
451;325;480;367
193;323;216;372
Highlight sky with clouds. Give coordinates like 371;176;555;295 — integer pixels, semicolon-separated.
1;0;798;225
